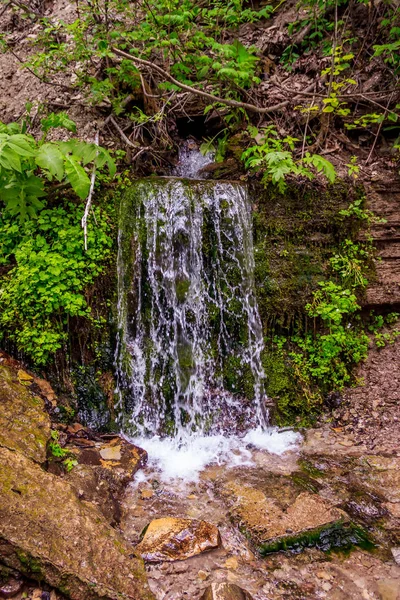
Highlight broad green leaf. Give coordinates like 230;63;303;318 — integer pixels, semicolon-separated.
6;134;36;157
35;144;65;181
64;154;91;199
0;147;22;172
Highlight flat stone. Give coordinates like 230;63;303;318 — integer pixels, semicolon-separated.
0;364;51;463
17;369;33;382
225;482;348;553
377;579;400;600
0;446;154;600
73;437;148;485
100;444;122;461
391;547;400;566
200;583;254;600
136;517;221;562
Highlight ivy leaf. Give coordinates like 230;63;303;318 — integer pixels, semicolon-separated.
64;155;91;199
35;144;65;181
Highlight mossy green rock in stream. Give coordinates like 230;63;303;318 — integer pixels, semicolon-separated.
223;480;358;555
0;364;51;462
0;446;155;600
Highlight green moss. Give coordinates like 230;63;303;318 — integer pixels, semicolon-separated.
176;278;190;302
258;521;374;556
253;181;369;424
15;549;42;575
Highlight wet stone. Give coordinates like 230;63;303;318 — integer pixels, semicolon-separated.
0;576;23;598
200;583;254;600
224;482;349;554
136;517;221;562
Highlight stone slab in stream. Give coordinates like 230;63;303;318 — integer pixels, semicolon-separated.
136;517;221;562
224;482;350;554
0;363;51;463
0;446;155;600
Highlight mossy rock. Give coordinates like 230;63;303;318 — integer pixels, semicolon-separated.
0;446;154;600
0;364;51;463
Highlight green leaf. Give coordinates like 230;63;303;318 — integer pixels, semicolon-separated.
41;112;77;134
64;155;91;199
303;153;336;183
6;134;36;157
0;144;23;172
35;144;65;181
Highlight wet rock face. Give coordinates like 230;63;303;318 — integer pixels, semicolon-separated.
0;446;154;600
200;583;253;600
0;364;51;462
136;518;221;562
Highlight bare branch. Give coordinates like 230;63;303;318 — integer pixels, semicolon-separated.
112;47;317;115
81;131;99;251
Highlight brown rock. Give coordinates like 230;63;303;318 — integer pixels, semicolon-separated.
0;576;23;598
74;437;147;484
377;579;400;600
136;517;221;562
0;446;154;600
201;583;254;600
98;437;148;481
0;364;51;463
64;463;121;525
33;377;57;407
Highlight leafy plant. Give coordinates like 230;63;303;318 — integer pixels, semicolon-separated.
0;203;112;364
242;125;335;191
0;117;115;221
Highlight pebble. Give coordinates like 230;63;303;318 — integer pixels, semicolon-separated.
140;489;154;499
0;578;23;598
197;570;209;581
321;582;332;591
225;556;239;570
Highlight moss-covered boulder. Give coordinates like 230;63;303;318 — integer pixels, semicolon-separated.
223;479;355;554
0;364;51;462
0;446;154;600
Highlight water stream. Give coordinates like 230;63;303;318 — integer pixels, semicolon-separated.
115;149;299;479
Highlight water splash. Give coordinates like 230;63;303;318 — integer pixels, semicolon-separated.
115;178;268;440
173;140;214;178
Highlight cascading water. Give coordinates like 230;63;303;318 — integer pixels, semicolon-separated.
115;152;300;479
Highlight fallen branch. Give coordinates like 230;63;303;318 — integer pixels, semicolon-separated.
81;131;99;251
105;115;140;148
112;47;316;115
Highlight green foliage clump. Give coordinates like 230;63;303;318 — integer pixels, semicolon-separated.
260;196;390;425
242;125;336;192
0;116;115;222
0;115;115;365
0;203;112;365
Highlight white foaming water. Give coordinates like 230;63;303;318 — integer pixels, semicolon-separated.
128;428;301;483
173;141;214;178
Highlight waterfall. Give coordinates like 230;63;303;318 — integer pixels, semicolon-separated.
115;177;268;441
